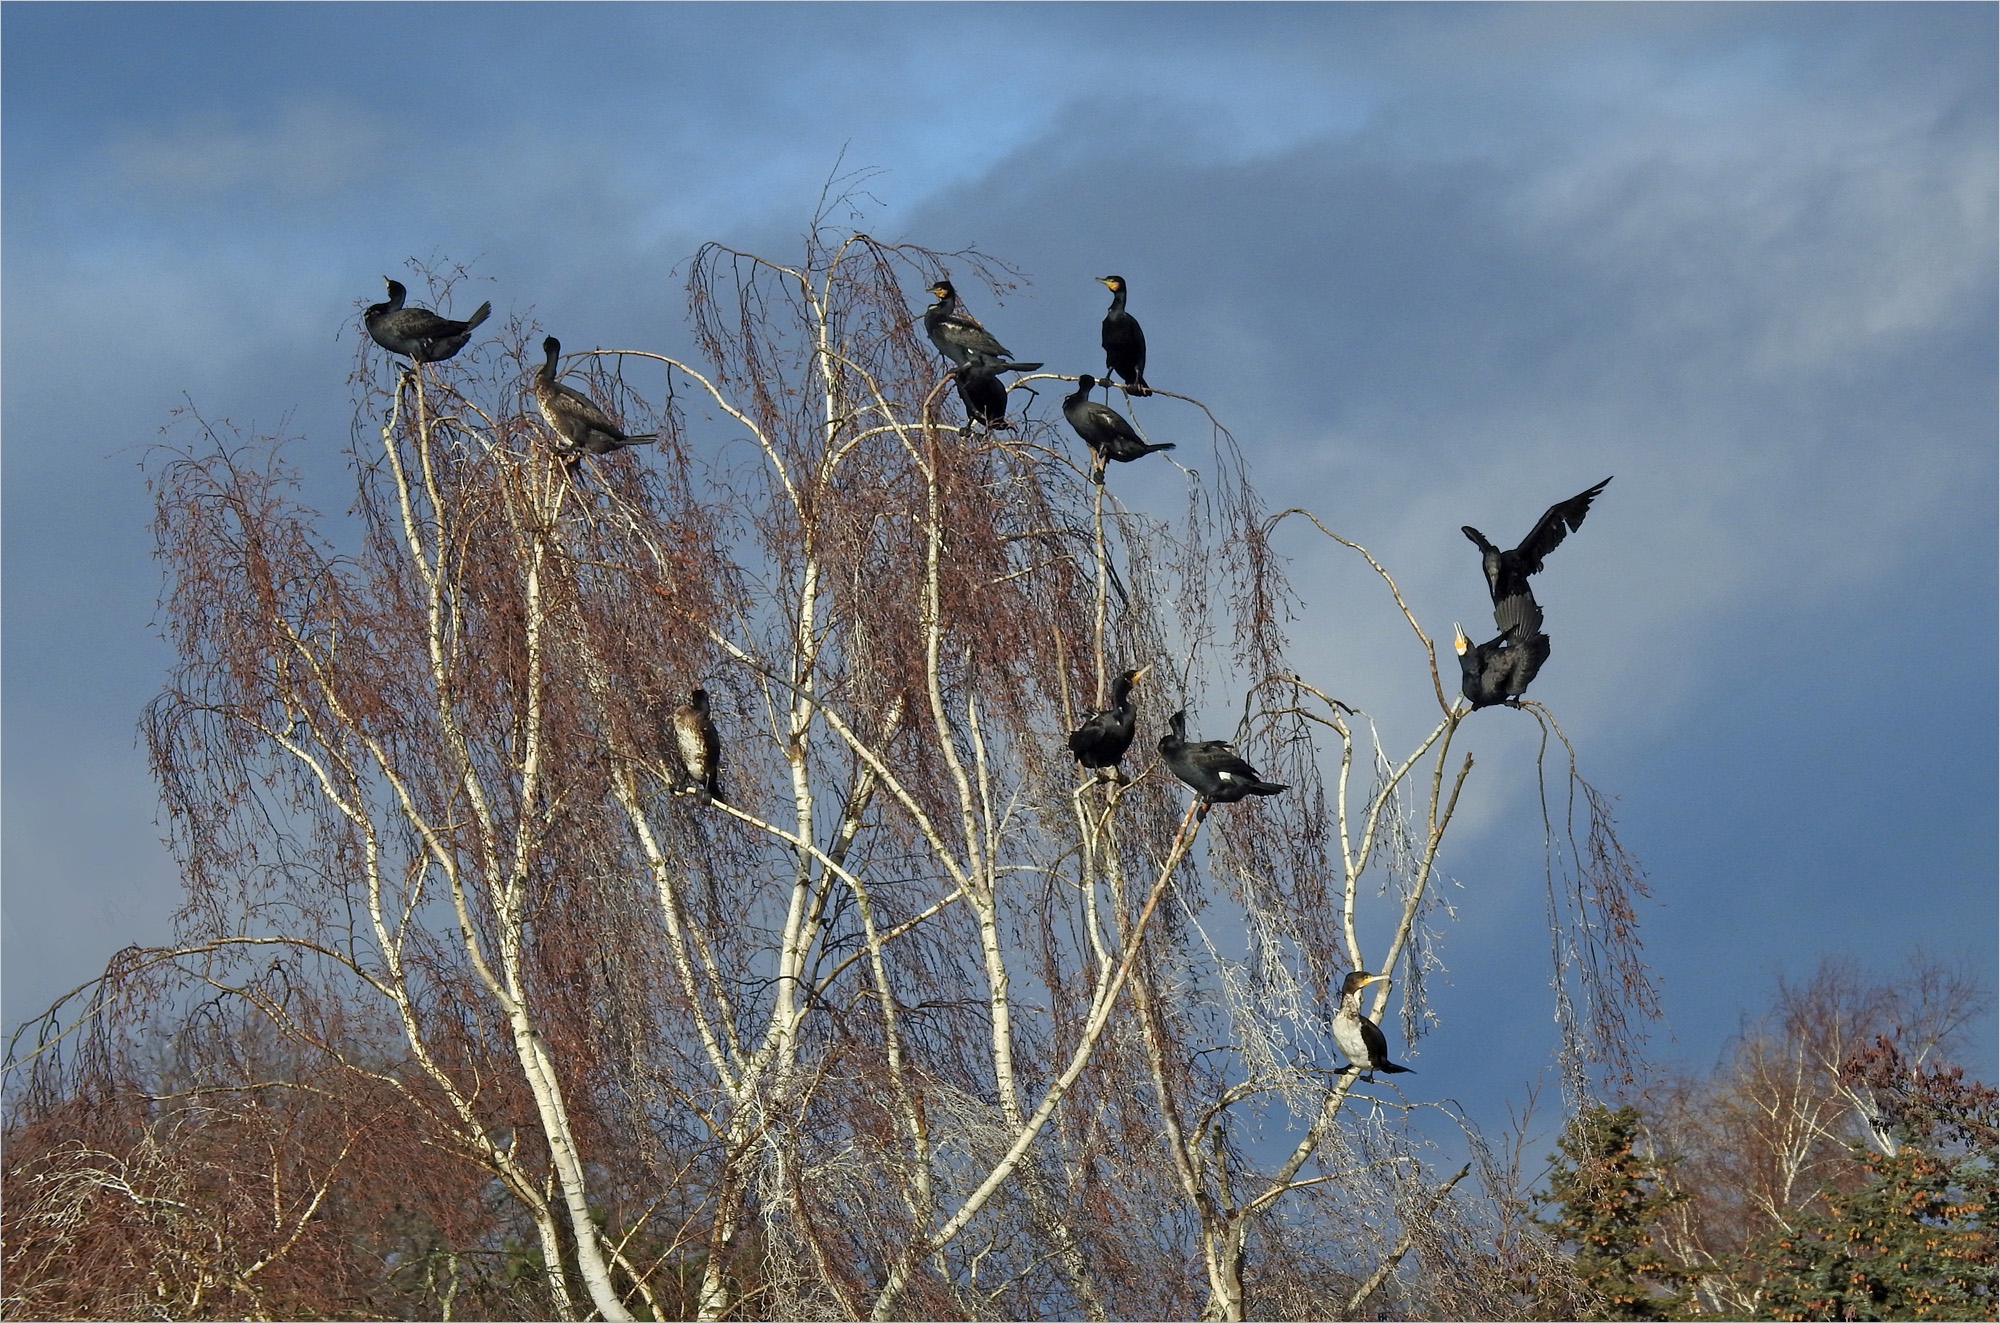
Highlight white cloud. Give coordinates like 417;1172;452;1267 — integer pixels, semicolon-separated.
1504;103;1995;378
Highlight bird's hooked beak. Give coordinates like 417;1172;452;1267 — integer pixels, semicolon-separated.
1129;663;1153;682
1097;276;1116;289
1453;623;1470;655
1362;972;1392;989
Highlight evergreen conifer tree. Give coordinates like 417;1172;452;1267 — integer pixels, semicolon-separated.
1545;1104;1688;1321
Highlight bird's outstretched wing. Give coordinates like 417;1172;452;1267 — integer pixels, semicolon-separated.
1512;476;1612;573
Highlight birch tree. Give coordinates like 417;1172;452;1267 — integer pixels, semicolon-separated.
5;205;1657;1321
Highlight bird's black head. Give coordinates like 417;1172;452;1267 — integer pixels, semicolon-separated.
383;277;407;298
1097;276;1126;291
542;335;561;359
1075;373;1098;391
1339;969;1389;999
689;687;709;713
1111;665;1151;703
1452;623;1470;656
929;280;955;300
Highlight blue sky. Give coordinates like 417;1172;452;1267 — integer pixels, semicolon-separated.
5;3;1994;1126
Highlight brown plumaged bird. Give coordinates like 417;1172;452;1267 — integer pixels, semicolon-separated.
533;336;657;464
672;687;723;804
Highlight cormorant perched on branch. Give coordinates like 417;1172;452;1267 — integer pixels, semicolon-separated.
1455;620;1550;710
673;688;723;804
365;278;491;363
1333;970;1413;1081
923;280;1042;373
1063;376;1176;483
534;337;657;462
1159;710;1288;805
1461;477;1612;606
1068;666;1151;780
952;360;1014;433
1097;275;1150;397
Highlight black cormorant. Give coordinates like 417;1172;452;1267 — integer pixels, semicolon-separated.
953;360;1014;433
364;278;492;363
1455;620;1550;710
534;337;657;461
1096;271;1160;391
1063;376;1176;482
1333;970;1413;1081
1068;665;1151;779
1461;477;1612;606
1158;710;1288;805
923;280;1042;373
1097;275;1150;397
672;688;723;803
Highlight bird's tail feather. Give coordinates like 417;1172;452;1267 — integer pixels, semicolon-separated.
465;301;492;329
1380;1062;1414;1074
